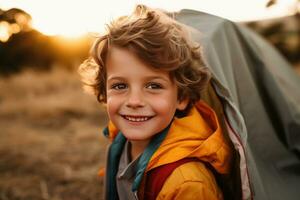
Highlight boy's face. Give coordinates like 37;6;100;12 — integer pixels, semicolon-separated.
105;46;187;144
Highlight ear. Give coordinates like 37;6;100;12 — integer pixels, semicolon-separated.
176;98;189;111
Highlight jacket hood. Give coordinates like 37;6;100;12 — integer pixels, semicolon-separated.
147;100;232;174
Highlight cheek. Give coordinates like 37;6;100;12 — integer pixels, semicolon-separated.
150;93;178;115
106;97;121;118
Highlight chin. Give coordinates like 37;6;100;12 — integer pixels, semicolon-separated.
125;135;149;141
122;132;151;141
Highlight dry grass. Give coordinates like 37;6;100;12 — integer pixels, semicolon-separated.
0;67;109;200
295;63;300;75
0;63;299;200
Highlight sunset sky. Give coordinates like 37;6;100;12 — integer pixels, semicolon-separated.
0;0;298;37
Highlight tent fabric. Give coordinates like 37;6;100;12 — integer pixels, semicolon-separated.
175;9;300;200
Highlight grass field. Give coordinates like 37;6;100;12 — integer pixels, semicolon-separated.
0;64;299;200
0;67;109;200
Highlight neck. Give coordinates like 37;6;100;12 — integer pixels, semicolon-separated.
129;140;150;161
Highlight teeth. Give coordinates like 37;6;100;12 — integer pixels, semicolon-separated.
124;116;150;122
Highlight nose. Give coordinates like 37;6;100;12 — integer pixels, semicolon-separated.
126;89;145;109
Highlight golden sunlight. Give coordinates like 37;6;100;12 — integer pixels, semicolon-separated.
0;21;10;42
1;0;298;37
0;21;21;42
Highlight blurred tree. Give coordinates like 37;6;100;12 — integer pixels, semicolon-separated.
0;8;32;42
260;0;300;64
0;7;91;75
266;0;277;7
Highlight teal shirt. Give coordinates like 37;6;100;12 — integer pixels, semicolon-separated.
103;125;170;200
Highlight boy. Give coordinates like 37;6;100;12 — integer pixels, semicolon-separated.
79;4;232;200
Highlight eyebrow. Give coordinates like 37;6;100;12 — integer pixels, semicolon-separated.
145;76;169;82
107;76;170;82
107;76;125;82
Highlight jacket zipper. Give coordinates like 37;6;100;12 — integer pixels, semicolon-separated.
134;191;139;200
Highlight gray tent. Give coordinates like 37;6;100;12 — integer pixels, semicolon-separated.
175;9;300;200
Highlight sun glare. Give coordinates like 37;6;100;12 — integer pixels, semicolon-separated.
0;22;10;42
33;22;88;38
0;21;21;42
0;0;298;37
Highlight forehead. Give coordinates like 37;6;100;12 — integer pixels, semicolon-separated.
106;46;172;80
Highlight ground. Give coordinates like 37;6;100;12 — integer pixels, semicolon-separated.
0;67;108;200
0;64;299;200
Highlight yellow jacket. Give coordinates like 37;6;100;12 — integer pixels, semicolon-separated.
105;100;232;200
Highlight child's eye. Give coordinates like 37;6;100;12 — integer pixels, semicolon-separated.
111;83;127;90
146;82;163;89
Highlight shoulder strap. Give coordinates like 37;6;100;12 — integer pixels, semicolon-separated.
144;158;197;200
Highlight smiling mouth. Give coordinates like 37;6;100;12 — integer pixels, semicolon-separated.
122;115;153;122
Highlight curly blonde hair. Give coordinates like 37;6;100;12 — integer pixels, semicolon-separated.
78;4;210;112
